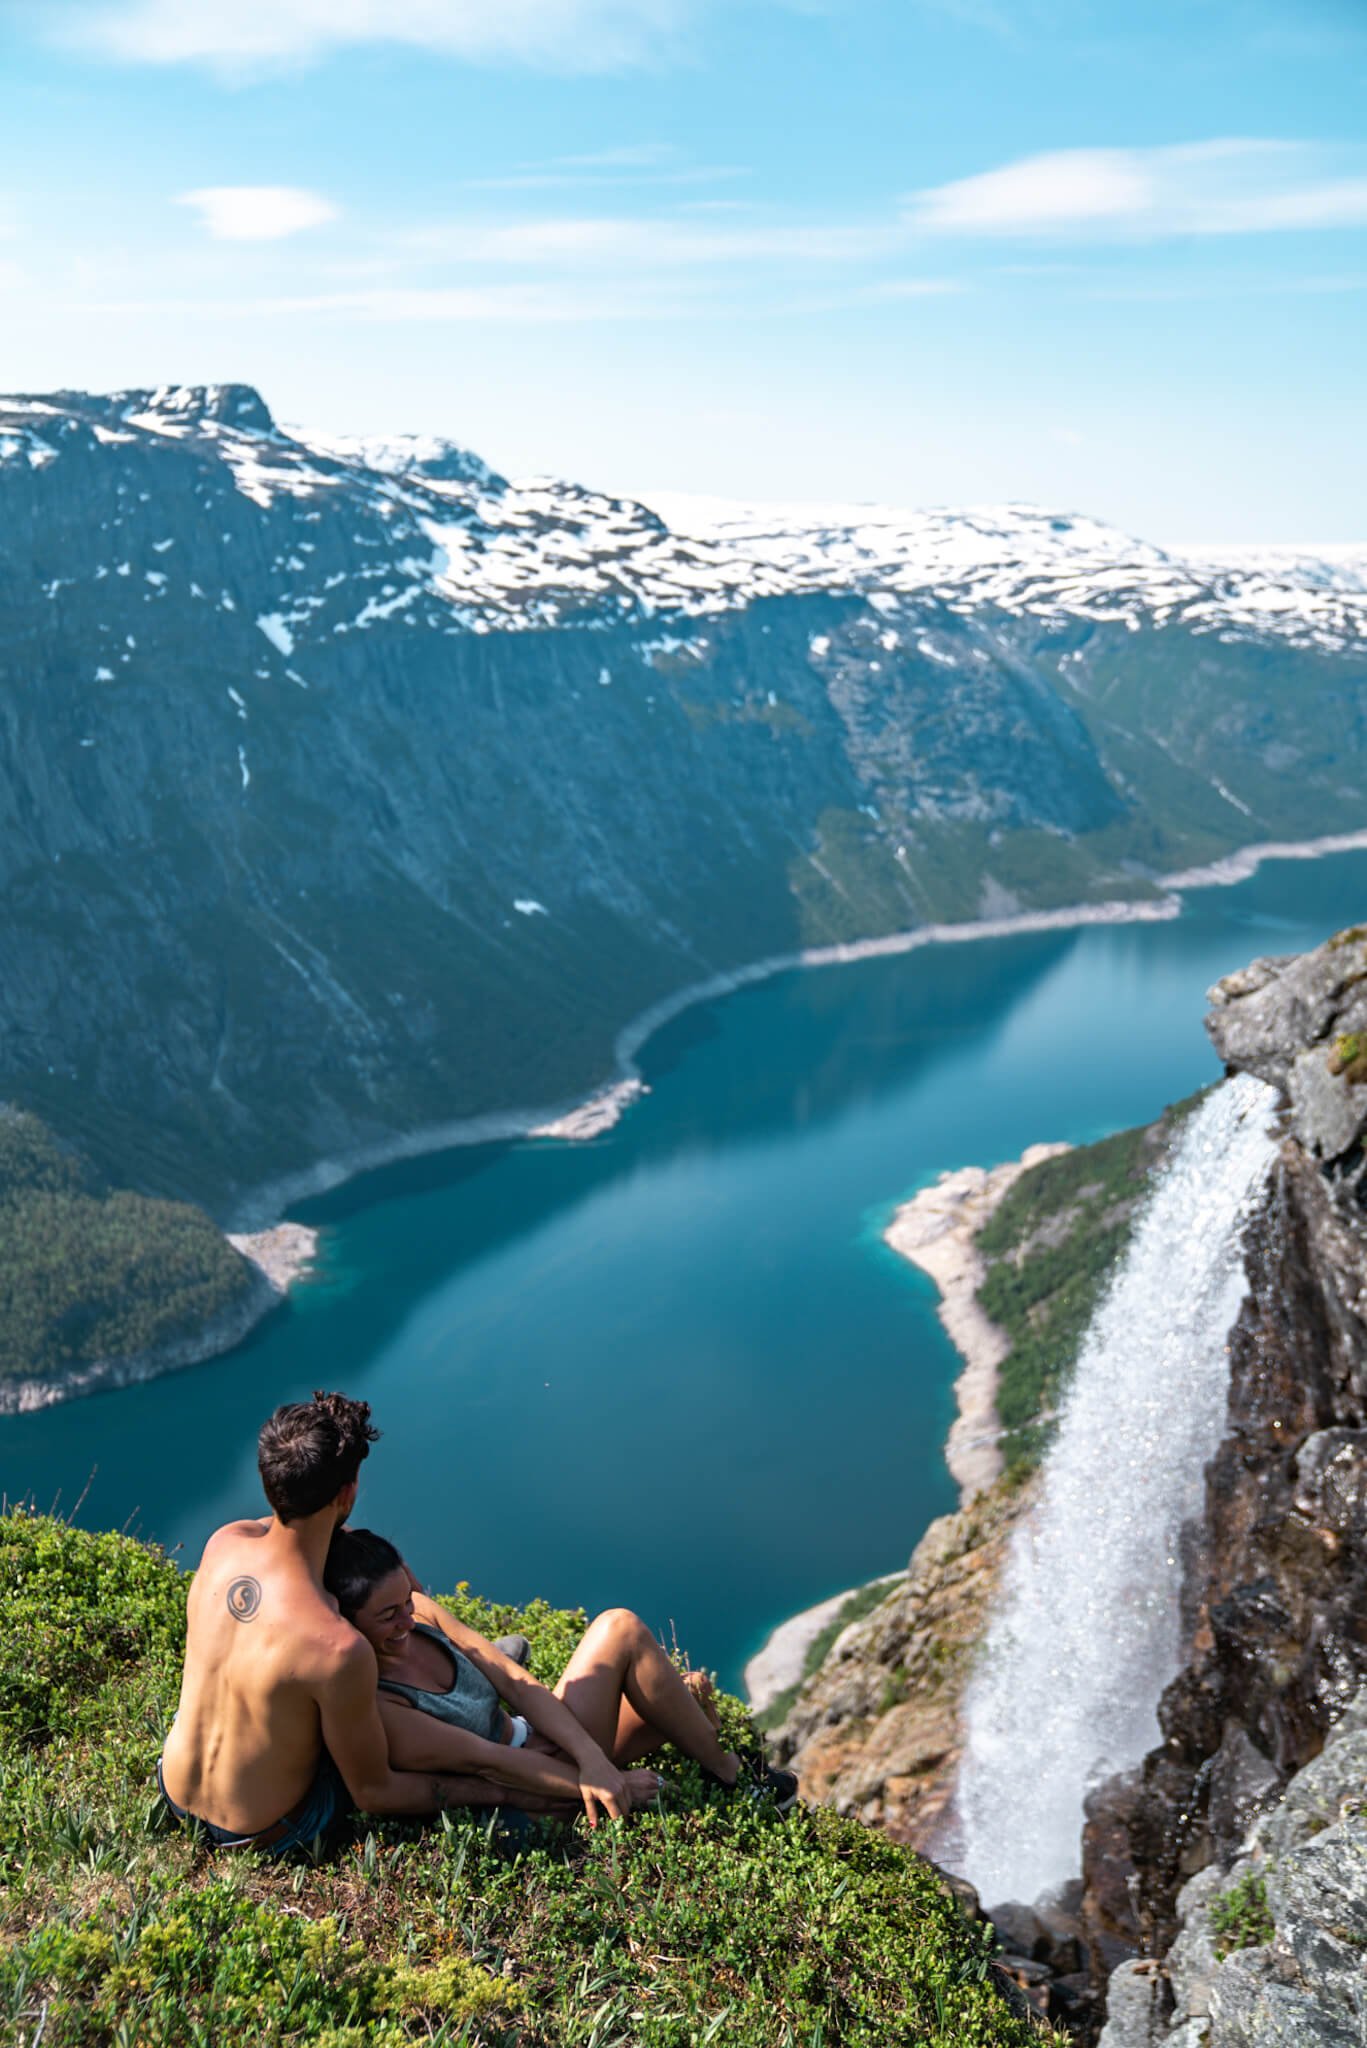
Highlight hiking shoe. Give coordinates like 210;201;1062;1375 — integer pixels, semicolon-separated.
705;1747;801;1814
741;1751;800;1814
493;1633;532;1667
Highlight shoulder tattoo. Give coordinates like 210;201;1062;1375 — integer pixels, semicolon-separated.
226;1575;262;1622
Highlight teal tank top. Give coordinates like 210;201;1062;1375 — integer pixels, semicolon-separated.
377;1623;504;1742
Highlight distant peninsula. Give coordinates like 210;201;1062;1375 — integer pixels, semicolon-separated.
0;1107;314;1414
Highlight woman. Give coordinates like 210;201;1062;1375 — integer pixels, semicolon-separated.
324;1528;796;1823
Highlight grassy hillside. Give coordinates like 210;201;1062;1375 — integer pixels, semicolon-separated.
0;1108;252;1392
0;1511;1056;2046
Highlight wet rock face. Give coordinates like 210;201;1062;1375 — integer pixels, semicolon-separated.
1083;929;1367;1979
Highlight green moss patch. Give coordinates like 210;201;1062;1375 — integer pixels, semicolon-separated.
1209;1872;1275;1959
1328;1033;1367;1085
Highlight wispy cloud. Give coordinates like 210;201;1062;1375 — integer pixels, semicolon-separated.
54;0;692;74
75;280;695;324
460;140;748;192
555;143;677;169
908;141;1367;238
401;212;892;267
177;185;339;240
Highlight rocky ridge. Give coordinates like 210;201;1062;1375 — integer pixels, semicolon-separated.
1103;1687;1367;2045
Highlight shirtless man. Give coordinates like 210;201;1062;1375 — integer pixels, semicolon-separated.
159;1390;494;1853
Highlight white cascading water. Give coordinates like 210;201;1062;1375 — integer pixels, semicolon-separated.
955;1072;1278;1906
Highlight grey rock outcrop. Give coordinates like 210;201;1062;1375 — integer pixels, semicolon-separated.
1207;931;1367;1170
1110;1692;1367;2045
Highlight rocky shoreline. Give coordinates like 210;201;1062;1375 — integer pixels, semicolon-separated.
744;1573;905;1717
231;892;1180;1230
227;827;1367;1236
883;1145;1071;1504
743;1134;1069;1708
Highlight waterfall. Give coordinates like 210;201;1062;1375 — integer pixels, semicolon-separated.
954;1073;1278;1906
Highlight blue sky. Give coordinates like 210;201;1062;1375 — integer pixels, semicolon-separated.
1;0;1364;539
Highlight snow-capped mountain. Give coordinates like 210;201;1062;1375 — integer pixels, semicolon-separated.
639;495;1367;654
0;382;1362;1211
3;384;1361;651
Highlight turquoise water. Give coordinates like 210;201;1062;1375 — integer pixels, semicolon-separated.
5;854;1367;1691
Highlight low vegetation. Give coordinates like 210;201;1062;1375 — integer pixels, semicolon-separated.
1208;1872;1275;1959
0;1107;251;1390
0;1511;1057;2046
1328;1031;1367;1084
975;1094;1203;1473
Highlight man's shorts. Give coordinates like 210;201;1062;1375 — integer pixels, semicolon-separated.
157;1751;347;1858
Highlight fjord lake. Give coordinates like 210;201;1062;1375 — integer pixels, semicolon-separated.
6;850;1367;1692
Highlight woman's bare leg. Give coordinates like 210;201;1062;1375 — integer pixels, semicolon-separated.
555;1610;739;1782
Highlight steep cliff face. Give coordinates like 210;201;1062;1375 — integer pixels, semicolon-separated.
3;384;1365;1216
770;1478;1036;1851
1081;928;1367;1996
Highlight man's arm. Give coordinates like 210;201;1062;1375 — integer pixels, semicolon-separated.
317;1637;493;1816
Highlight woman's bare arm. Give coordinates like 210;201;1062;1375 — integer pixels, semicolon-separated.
410;1594;631;1797
377;1693;616;1806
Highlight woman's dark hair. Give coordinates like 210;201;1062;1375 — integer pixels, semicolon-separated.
324;1526;405;1620
258;1389;379;1524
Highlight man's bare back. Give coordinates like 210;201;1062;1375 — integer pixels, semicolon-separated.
161;1515;358;1834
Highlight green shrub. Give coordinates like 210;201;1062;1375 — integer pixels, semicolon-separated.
0;1509;186;1748
1;1881;516;2046
1208;1871;1274;1958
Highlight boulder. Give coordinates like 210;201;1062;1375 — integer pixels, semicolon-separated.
1288;1046;1367;1162
1165;1865;1225;2021
1264;1815;1367;2033
986;1900;1051;1962
1252;1721;1367;1863
1206;1944;1359;2046
1097;1958;1170;2048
